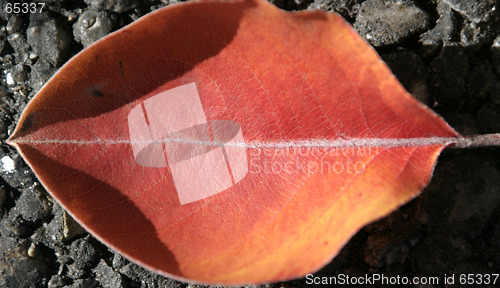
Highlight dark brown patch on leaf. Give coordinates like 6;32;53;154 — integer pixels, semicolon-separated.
20;113;35;132
88;87;104;97
119;60;124;77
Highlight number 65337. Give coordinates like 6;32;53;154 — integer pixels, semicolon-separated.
5;2;45;14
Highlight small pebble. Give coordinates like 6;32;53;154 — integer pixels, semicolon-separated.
70;238;97;270
93;259;123;287
12;64;27;83
73;9;112;48
27;242;37;257
5;72;15;86
112;253;126;269
6;15;24;34
62;211;87;241
1;155;15;172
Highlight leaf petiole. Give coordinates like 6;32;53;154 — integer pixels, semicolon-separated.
450;133;500;148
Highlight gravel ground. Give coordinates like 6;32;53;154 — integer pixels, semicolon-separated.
0;0;499;287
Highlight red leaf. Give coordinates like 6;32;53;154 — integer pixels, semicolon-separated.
8;0;463;284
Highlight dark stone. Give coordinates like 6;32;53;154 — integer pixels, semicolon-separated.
3;187;51;236
354;0;430;46
15;186;52;223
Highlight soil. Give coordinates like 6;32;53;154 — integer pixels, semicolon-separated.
0;0;499;287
